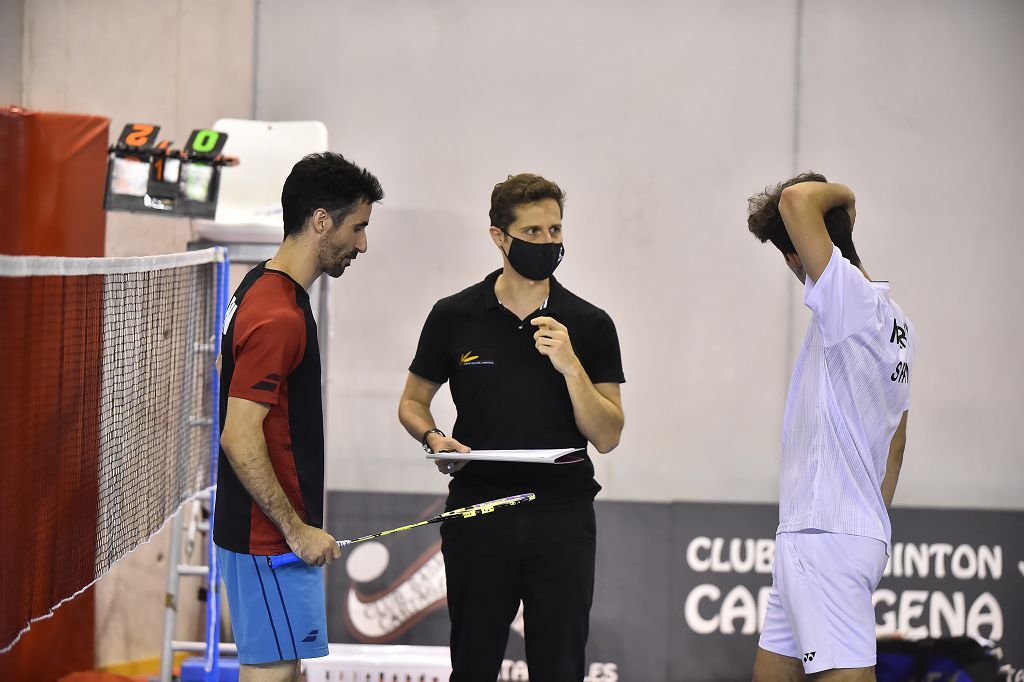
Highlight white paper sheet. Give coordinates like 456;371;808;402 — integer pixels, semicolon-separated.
425;447;584;464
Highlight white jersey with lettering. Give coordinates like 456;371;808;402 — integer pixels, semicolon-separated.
777;245;914;551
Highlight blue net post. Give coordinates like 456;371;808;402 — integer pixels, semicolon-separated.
205;247;230;681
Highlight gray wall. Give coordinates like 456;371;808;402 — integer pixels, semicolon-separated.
256;1;1024;509
796;0;1024;509
255;0;1024;510
0;0;24;104
22;0;256;257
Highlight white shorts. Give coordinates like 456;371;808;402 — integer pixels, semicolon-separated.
758;529;887;675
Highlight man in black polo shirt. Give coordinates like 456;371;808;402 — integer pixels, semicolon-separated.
398;173;625;682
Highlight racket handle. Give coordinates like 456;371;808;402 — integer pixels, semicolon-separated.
268;552;301;569
267;540;352;570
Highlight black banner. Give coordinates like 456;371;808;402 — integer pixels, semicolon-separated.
325;493;1024;681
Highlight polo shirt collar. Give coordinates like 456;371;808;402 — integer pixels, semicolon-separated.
482;268;567;315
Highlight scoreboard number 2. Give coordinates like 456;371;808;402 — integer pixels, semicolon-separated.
118;123;160;149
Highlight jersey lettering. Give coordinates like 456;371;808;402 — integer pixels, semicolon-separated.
889;318;908;348
890;361;910;384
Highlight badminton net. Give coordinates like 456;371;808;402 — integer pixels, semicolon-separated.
0;248;226;653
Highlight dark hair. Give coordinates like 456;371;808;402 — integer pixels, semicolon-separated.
747;171;860;266
281;152;384;237
489;173;565;231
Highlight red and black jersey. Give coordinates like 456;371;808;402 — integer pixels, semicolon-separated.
213;263;324;555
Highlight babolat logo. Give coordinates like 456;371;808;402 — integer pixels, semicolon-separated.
250;373;281;392
803;651;816;662
459;350;494;366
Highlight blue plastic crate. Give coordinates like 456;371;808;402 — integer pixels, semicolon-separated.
179;656;240;682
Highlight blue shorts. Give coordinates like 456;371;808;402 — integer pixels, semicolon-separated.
216;546;329;664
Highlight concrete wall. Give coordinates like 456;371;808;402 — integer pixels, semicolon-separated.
0;0;24;104
22;0;255;258
796;0;1024;509
255;0;1024;510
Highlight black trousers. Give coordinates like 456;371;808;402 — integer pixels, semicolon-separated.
440;499;597;682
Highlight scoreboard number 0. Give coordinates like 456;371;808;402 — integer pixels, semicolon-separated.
185;129;227;156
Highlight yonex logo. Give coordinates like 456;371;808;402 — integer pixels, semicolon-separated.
250;373;281;392
803;651;816;662
301;628;319;643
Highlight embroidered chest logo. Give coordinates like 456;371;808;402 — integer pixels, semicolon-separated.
459;350;494;367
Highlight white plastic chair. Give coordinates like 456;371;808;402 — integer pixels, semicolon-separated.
192;119;329;243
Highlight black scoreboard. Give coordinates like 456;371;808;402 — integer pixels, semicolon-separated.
104;123;237;218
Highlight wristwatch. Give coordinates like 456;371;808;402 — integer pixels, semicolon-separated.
421;428;446;453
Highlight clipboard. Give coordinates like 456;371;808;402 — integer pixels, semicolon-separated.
426;447;585;464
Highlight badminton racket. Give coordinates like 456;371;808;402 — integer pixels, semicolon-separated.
267;492;536;569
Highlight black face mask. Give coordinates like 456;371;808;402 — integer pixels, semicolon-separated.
503;234;565;281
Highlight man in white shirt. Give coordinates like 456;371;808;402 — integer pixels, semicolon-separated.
747;173;914;680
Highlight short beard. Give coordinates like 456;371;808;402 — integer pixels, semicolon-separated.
318;238;352;278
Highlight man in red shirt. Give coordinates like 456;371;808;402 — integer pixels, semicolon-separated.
214;152;383;680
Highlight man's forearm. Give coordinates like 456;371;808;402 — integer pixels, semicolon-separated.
223;431;305;538
881;440;906;508
881;453;903;509
563;365;624;454
780;182;853;220
777;181;855;281
398;399;437;443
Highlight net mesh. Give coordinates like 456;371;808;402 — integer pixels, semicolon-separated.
0;250;223;653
